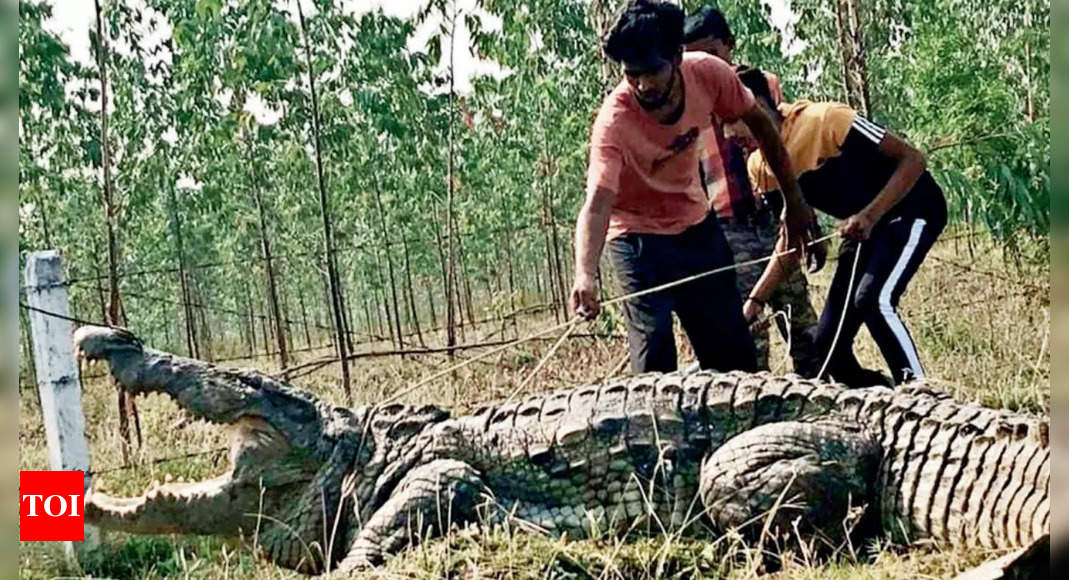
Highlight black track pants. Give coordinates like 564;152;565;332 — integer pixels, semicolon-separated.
816;214;945;386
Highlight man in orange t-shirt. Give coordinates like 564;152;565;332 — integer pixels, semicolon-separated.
569;0;813;373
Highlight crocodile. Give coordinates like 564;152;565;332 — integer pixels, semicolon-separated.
73;325;1049;575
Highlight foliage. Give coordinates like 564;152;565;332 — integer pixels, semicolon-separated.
17;0;1049;370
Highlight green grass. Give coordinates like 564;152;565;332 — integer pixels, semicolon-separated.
18;228;1049;579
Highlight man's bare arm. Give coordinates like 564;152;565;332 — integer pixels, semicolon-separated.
747;232;799;307
739;103;814;252
842;132;927;241
570;186;616;318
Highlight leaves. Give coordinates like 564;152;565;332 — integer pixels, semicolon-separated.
17;0;1050;354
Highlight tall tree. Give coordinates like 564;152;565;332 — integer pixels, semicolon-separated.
295;0;351;401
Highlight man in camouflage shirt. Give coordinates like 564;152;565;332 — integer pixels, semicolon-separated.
683;6;824;376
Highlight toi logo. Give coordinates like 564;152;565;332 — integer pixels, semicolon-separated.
20;471;85;541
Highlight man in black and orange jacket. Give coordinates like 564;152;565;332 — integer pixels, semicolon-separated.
732;66;948;387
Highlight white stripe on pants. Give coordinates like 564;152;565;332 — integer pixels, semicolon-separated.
877;219;926;379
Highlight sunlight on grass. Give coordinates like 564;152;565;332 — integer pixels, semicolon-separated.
18;229;1049;579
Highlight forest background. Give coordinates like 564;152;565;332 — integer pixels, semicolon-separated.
17;0;1050;577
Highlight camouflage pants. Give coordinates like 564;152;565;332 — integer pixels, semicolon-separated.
721;217;822;376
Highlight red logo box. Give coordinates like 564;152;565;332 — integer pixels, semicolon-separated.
20;471;85;541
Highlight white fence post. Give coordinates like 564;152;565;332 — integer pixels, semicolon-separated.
24;250;101;560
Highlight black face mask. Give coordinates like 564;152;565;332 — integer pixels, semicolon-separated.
635;64;678;111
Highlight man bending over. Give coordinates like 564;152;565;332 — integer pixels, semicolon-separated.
734;67;947;386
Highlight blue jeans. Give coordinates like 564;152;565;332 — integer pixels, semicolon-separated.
608;213;757;374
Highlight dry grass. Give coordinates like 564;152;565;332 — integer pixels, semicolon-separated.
18;228;1049;579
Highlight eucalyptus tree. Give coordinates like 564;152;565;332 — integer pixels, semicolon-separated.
473;0;603;319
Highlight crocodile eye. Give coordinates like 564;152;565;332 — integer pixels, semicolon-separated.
959;424;981;436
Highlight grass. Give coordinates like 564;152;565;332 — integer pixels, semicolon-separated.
18;227;1049;579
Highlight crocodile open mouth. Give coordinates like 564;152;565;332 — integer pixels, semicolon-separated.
74;326;316;536
84;417;278;536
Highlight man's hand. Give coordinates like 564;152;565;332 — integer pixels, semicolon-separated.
780;201;816;258
570;273;600;320
840;212;876;241
807;220;828;273
742;297;762;324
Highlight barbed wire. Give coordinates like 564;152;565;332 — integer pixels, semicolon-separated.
19;302;123;330
24;227;1046;479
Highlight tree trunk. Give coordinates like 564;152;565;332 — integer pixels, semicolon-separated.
256;283;270;357
451;242;467;342
835;0;872;117
549;210;568;321
243;278;256;355
845;0;872;117
432;204;453;350
427;277;438;328
90;235;108;325
345;283;359;345
451;212;476;331
505;237;518;337
401;236;425;347
337;268;356;351
247;136;288;369
94;0;138;461
370;242;396;347
192;274;214;362
372;180;405;351
533;259;544;302
298;287;312;348
296;0;351;402
832;0;854;108
444;4;458;356
361;294;373;340
166;187;198;358
542;220;561;322
19;311;37;397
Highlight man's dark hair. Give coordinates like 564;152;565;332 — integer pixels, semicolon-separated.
683;5;735;47
736;65;778;114
603;0;684;67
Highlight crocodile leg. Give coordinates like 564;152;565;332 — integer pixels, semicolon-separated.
700;421;881;552
338;459;492;570
257;431;360;574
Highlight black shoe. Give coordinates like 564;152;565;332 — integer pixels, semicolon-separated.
832;368;892;388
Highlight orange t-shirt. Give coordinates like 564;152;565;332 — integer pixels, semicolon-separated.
586;52;756;239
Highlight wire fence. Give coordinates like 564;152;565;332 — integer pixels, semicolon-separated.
21;221;1048;479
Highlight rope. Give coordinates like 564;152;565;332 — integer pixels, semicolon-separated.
88;446;229;477
499;319;581;407
19;303;121;330
601;232;837;309
815;241;863;381
379;232;837;405
378;315;582;406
